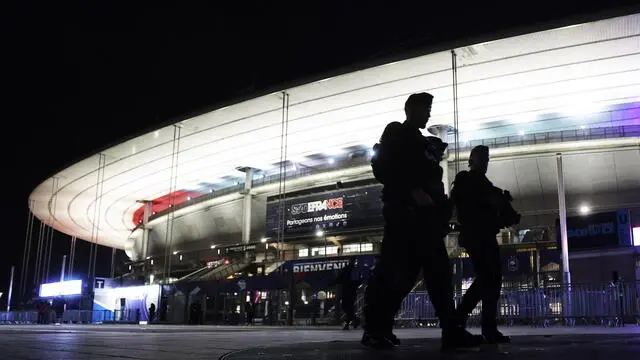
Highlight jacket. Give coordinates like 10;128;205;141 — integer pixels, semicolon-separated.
378;121;446;206
451;170;502;239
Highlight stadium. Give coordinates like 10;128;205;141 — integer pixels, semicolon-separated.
24;12;640;324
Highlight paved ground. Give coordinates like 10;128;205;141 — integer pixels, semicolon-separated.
0;325;638;359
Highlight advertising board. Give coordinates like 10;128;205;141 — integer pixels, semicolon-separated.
556;210;632;251
265;185;383;238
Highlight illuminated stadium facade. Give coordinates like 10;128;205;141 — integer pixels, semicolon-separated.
29;12;640;286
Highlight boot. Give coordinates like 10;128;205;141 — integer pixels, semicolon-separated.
384;333;401;346
441;327;484;352
482;329;510;344
352;318;361;329
361;332;396;349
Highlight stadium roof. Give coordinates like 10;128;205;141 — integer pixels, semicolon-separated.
30;13;640;249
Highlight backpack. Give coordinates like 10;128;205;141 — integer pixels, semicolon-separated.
371;142;390;184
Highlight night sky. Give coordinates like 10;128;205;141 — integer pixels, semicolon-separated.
1;1;637;305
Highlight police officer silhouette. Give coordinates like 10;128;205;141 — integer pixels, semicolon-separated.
362;93;482;351
451;145;518;344
334;257;361;330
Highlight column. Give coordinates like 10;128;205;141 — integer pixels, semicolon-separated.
556;153;571;285
239;167;254;244
428;125;453;195
535;247;541;287
7;266;14;312
60;255;67;283
556;153;572;320
139;200;153;260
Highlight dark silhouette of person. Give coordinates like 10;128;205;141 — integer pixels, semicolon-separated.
148;303;156;322
450;145;519;343
244;301;255;325
53;297;65;324
190;302;200;325
362;92;482;351
37;300;48;324
159;301;168;322
335;257;361;330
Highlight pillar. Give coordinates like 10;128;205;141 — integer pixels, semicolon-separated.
556;153;572;319
7;266;14;312
428;125;453;195
556;153;571;285
535;247;541;287
238;167;254;244
60;255;67;283
138;200;153;260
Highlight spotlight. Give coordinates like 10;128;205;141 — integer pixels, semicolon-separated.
579;205;590;215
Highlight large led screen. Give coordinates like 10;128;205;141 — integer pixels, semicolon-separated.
556;210;632;251
265;185;384;239
39;280;82;297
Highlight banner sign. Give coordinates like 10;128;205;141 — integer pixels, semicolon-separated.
292;258;351;273
93;285;160;323
225;244;257;253
283;255;376;274
265;185;384;238
616;210;632;247
556;210;632;251
278;255;376;289
454;251;532;279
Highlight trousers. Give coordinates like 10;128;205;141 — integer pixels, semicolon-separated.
456;234;502;331
363;205;456;335
342;294;357;323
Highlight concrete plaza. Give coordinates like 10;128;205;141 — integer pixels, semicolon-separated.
0;324;639;359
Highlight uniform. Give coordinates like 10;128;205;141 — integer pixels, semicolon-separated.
363;121;475;349
451;168;510;342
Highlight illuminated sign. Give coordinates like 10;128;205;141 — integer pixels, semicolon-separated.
39;280;82;297
290;197;343;215
567;222;615;238
266;185;384;239
557;210;633;251
292;259;351;273
633;227;640;247
226;245;256;253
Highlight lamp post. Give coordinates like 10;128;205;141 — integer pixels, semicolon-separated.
7;266;15;312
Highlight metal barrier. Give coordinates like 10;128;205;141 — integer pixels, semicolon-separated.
0;310;143;325
395;282;640;328
3;283;639;327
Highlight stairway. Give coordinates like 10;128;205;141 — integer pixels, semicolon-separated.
190;261;251;282
176;265;215;283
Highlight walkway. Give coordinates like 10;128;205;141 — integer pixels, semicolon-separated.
0;325;638;359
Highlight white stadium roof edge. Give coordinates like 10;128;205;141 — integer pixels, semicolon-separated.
30;12;640;250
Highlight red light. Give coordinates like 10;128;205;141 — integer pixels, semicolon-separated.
327;197;343;209
224;259;230;265
131;190;201;226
